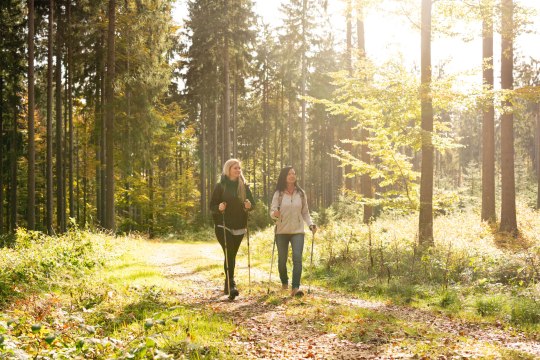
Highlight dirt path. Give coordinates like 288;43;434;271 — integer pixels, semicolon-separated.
147;242;540;359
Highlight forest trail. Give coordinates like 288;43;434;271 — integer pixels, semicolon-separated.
144;241;540;359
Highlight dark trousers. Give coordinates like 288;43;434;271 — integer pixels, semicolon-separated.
215;226;244;288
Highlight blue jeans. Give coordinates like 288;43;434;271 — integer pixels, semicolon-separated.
275;233;304;289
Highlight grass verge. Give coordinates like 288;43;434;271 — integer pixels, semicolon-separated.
0;229;237;359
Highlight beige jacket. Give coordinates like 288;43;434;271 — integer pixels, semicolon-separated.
270;189;313;234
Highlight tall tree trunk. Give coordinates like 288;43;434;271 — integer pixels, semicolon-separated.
55;8;65;233
320;117;324;207
175;146;179;205
200;102;207;220
75;126;79;222
481;0;496;222
288;88;294;166
233;77;238;158
213;101;218;191
27;0;36;230
46;0;54;234
105;0;116;231
263;60;269;204
346;0;352;74
331;126;336;203
537;107;540;209
10;76;18;233
223;0;230;160
343;0;353;191
280;81;284;168
67;0;74;220
300;0;307;188
148;166;154;238
99;31;106;226
125;2;133;225
274;86;279;182
95;51;102;226
63;60;68;226
0;76;3;235
499;0;517;234
418;0;434;247
83;114;88;227
357;4;373;224
253;156;257;198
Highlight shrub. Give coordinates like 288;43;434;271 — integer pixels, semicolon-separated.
0;228;111;306
475;296;504;317
433;189;461;216
248;202;273;230
439;290;461;309
511;298;540;325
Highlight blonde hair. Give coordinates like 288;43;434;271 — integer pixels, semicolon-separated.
222;158;246;202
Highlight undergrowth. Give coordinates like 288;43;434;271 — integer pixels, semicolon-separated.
0;229;235;359
248;199;540;335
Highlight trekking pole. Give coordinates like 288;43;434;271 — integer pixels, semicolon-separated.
222;210;233;300
308;229;315;295
267;205;280;294
267;232;276;294
246;210;251;294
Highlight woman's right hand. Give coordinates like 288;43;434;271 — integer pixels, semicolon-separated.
219;202;227;212
272;210;280;218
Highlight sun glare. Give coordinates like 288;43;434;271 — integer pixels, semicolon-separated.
173;0;539;90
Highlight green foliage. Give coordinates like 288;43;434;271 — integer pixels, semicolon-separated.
0;234;236;359
433;189;461;216
113;0;200;234
248;202;273;230
308;56;470;215
285;200;540;331
475;295;505;317
511;298;540;325
0;228;110;306
462;160;482;197
308;63;420;212
328;193;364;221
311;207;335;227
314;201;540;289
438;290;461;310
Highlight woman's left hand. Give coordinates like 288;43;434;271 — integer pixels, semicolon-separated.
309;224;317;234
244;199;252;210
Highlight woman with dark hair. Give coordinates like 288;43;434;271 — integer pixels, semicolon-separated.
270;166;317;297
210;158;255;299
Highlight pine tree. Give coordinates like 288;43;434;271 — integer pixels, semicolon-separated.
105;0;116;231
0;75;3;235
481;0;496;222
184;0;255;216
55;0;65;232
279;0;315;181
46;0;54;234
356;1;373;223
419;0;434;247
499;0;517;234
27;0;36;230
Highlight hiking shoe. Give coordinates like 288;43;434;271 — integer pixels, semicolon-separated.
281;284;288;291
224;280;236;295
228;287;239;300
291;288;304;297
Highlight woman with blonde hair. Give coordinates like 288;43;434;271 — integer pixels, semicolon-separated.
210;158;255;299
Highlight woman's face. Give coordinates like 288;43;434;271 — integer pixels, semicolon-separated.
286;168;296;185
229;163;242;180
